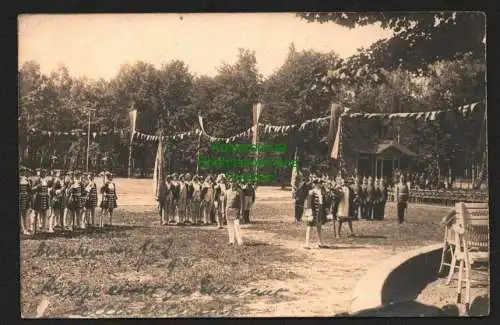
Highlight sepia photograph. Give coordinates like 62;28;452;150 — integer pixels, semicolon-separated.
18;12;488;318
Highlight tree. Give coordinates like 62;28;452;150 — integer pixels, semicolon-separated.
298;12;486;72
261;44;343;171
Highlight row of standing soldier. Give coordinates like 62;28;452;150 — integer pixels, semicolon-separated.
294;173;389;226
156;173;256;227
19;167;118;235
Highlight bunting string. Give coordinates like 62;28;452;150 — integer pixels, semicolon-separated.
26;129;124;138
133;129;203;142
24;101;483;143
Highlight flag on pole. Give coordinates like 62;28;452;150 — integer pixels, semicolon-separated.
252;103;263;145
331;116;342;159
129;109;138;141
198;115;207;135
153;136;164;201
291;146;298;197
328;103;342;147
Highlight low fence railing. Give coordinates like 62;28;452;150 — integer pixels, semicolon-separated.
387;189;488;206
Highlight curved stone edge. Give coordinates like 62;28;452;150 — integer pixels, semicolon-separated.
348;243;443;314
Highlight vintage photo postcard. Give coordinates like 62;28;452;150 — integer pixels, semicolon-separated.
18;12;488;318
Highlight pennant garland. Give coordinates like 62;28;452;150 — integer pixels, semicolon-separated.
26;129;122;137
24;101;483;143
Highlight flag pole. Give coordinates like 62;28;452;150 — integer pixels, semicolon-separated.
252;103;263;185
196;131;202;175
128;141;133;178
128;107;137;179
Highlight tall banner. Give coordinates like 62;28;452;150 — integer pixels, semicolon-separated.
129;109;138;141
128;108;138;178
252;103;263;145
153;136;164;200
291;146;298;197
252;103;263;180
328;103;342;148
198;115;206;135
331;116;343;160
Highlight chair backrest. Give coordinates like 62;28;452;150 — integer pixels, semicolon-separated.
455;202;489;250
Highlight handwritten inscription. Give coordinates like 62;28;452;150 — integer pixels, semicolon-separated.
37;276;287;301
32;237;288;317
32;238;174;272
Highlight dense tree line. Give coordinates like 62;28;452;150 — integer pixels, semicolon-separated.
18;13;486;181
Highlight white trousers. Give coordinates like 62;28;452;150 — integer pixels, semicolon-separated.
226;208;243;245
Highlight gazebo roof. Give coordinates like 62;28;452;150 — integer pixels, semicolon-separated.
357;140;418;157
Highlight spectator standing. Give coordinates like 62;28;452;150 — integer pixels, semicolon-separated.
226;181;244;245
395;175;410;224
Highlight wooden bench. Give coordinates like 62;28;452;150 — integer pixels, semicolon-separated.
441;202;489;313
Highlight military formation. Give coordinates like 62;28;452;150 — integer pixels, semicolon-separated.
19;167;118;235
156;172;256;228
293;172;389;231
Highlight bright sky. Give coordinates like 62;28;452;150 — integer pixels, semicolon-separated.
18;13;393;80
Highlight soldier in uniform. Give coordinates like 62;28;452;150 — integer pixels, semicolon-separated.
29;168;42;231
294;174;310;224
201;175;214;225
351;175;362;220
177;174;189;225
84;172;98;227
365;177;375;220
373;178;381;220
395;175;409;223
241;182;255;224
225;180;244;245
157;174;167;225
189;175;202;225
359;176;367;219
379;178;388;220
19;168;31;235
170;173;181;224
100;172;118;227
50;170;64;229
62;171;73;230
32;169;51;233
46;169;55;220
304;178;327;249
319;178;329;225
335;177;355;238
68;170;84;231
214;174;228;228
185;173;194;224
164;175;175;224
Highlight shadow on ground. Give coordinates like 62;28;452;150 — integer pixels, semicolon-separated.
20;224;143;240
338;301;459;316
338;294;490;317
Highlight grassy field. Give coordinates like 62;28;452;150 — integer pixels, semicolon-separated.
21;179;449;318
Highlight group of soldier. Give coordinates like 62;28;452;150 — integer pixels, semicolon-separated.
19;167;118;235
294;172;389;226
156;172;256;229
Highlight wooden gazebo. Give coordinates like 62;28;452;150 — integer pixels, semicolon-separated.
354;140;418;179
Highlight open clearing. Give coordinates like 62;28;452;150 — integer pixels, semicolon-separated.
21;178;446;317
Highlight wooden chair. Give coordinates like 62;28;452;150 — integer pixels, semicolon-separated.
452;202;489;313
438;210;459;284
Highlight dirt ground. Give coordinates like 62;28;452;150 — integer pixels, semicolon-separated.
21;178;456;318
416;265;490;316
